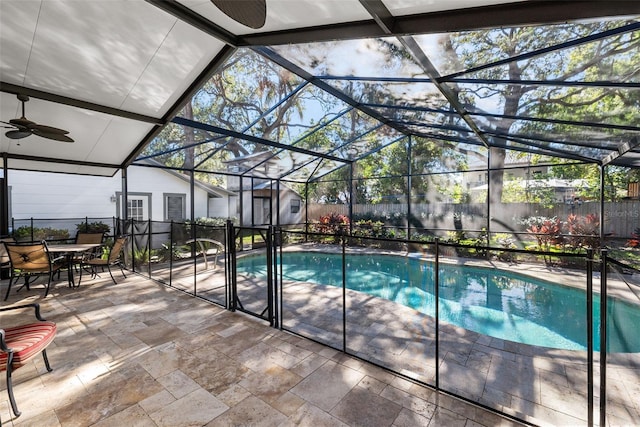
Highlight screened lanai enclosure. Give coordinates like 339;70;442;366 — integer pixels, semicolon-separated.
2;1;640;426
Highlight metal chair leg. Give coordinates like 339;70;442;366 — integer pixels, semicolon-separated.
42;349;53;372
5;352;21;418
106;265;116;284
3;276;13;301
77;262;84;286
43;272;54;298
117;262;126;279
4;350;54;418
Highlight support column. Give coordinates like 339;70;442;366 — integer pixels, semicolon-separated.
190;170;195;224
304;181;309;236
599;164;606;248
121;166;132;271
1;155;9;279
276;179;280;226
121;167;129;222
239;176;244;227
407;136;412;239
486;149;492;245
348;163;354;235
1;154;9;237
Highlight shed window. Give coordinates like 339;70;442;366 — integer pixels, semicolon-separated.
291;199;300;214
165;194;185;221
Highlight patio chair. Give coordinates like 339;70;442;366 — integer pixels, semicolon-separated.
3;241;63;301
75;232;105;245
0;303;57;418
0;236;16;279
72;232;105;270
77;235;128;285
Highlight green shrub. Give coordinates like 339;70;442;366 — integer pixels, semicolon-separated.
189;217;236;227
76;221;110;234
133;247;150;266
352;220;385;238
179;217;235;242
409;232;434;243
13;226;70;242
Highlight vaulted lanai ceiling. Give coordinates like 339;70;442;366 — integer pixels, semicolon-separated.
1;1;639;179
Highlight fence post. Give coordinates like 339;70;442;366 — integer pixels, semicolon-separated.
130;219;135;273
434;237;440;390
341;232;347;352
274;226;281;329
226;220;237;312
586;249;593;427
192;221;197;296
266;226;274;327
169;221;174;288
599;249;608;427
147;219;152;279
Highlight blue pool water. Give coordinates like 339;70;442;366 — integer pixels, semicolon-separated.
236;252;640;352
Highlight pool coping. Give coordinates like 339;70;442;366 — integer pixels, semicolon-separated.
272;243;640;360
276;242;640;306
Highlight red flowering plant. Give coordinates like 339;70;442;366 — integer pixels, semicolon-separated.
564;213;600;251
627;228;640;248
311;213;350;243
526;217;563;252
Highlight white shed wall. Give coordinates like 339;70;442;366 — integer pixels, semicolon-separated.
208;196;230;218
126;167;211;220
8;170;119;219
239;189;302;225
8;167;232;222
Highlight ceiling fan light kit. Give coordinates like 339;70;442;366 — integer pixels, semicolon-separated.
2;94;74;143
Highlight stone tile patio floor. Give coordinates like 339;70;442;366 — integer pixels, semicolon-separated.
0;273;524;427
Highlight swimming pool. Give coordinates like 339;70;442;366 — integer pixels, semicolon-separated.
236;251;640;352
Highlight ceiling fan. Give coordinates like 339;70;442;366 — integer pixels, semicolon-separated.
211;0;266;29
1;94;74;143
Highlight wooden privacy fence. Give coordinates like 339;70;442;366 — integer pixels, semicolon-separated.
308;201;640;238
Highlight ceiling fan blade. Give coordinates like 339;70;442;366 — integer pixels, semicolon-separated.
211;0;266;29
9;118;34;129
32;128;74;143
5;130;32;139
4;94;73;142
30;123;70;134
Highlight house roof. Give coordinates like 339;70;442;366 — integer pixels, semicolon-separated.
136;159;235;198
1;1;639;180
253;180;300;196
223;151;279;164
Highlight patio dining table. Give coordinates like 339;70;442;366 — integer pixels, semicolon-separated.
47;243;102;287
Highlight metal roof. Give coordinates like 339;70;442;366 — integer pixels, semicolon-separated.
2;1;639;180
